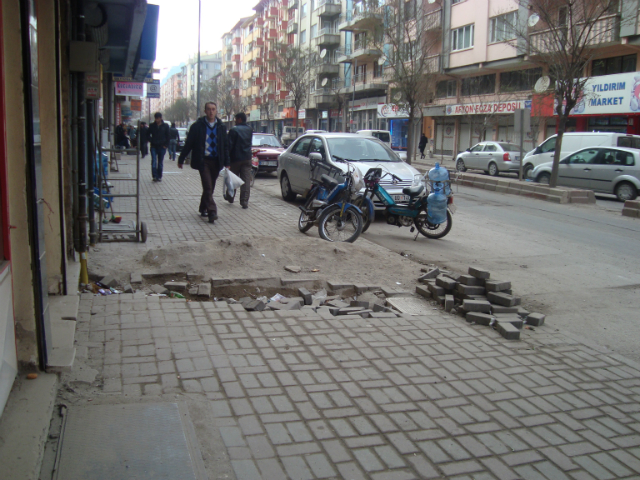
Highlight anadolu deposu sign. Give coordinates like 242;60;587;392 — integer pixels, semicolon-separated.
445;100;531;115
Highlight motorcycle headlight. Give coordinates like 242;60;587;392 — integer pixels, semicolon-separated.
413;174;422;186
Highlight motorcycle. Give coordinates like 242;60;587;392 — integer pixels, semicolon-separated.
297;153;365;243
357;163;455;239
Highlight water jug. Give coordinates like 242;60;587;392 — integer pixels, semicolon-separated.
427;163;449;224
428;163;449;182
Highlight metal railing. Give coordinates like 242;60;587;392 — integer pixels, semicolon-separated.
318;0;341;6
529;13;620;53
318;26;338;36
423;9;442;30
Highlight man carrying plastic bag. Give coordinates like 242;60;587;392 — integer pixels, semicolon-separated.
221;168;245;201
226;112;254;209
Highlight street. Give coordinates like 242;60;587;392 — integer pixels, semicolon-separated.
255;173;640;364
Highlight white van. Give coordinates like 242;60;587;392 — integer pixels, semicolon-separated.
356;130;392;147
523;132;640;178
281;126;305;146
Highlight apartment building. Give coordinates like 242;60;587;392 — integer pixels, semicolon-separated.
221;18;251;121
160;70;183;113
425;0;640;157
181;52;223;103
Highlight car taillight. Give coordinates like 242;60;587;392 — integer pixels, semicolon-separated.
503;152;511;161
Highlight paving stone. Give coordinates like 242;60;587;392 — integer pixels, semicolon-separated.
491;305;519;314
468;267;491;279
245;300;266;312
381;286;412;297
436;275;457;291
526;312;546;327
327;281;354;291
456;284;485;295
149;284;169;295
298;287;312;305
494;315;524;329
465;312;494;326
130;272;143;284
485;280;512;292
197;283;212;297
487;291;518;307
100;275;118;288
355;284;380;294
284;265;302;273
416;285;431;299
428;283;445;297
461;299;492;313
164;281;189;291
444;295;455;312
419;268;440;281
458;274;484;286
496;321;521;340
123;284;134;293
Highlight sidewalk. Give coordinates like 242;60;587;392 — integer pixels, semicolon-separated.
65;292;640;479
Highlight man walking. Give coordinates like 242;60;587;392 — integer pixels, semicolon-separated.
177;102;230;224
168;122;180;161
226;112;253;209
139;122;149;158
418;133;428;159
148;112;170;182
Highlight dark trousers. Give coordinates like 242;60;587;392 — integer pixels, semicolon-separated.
141;142;148;158
200;157;220;215
150;146;166;180
229;161;252;206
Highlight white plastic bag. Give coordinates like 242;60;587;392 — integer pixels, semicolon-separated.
221;168;245;199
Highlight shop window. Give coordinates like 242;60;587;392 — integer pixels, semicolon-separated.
451;25;474;51
461;74;495;96
436;80;457;98
489;12;517;44
500;68;542;93
592;54;636;77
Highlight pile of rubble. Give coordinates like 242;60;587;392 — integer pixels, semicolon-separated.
416;266;545;340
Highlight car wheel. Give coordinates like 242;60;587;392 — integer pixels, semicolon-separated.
536;172;550;185
523;163;533;179
615;181;638;202
488;162;499;177
456;158;466;172
280;172;297;201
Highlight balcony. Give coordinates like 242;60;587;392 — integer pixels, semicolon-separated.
232;36;242;45
231;70;240;78
313;87;336;106
287;21;298;34
314;27;340;46
529;13;620;54
288;0;299;10
280;90;288;100
231;89;239;96
232;54;241;62
256;37;264;46
255;76;263;86
255;57;264;66
266;6;278;18
267;72;277;81
316;0;341;18
225;44;233;51
267;50;277;61
267;28;278;39
338;6;383;33
257;18;264;26
317;62;340;75
254;97;262;105
340;72;387;95
267;93;276;100
423;8;442;31
339;39;381;62
280;20;288;30
285;95;295;108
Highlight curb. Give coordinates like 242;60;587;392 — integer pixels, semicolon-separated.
622;199;640;218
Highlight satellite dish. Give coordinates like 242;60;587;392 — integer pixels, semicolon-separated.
378;56;387;65
427;0;435;3
394;92;402;102
534;75;551;93
320;49;327;58
528;14;540;27
289;90;294;96
321;78;328;87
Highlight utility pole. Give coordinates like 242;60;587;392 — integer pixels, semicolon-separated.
350;58;357;132
196;0;202;117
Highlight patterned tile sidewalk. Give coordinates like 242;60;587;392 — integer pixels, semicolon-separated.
106;154;299;246
79;292;640;480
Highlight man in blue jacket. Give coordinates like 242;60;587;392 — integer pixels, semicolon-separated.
177;102;230;224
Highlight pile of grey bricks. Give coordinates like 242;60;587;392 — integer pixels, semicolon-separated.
416;266;546;340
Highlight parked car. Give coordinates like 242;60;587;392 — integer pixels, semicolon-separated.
455;141;522;176
176;127;188;152
356;130;392;148
305;129;327;134
277;133;423;209
529;146;640;201
251;133;284;174
523;132;640;179
281;126;305;146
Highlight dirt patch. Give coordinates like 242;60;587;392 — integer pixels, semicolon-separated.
88;235;427;292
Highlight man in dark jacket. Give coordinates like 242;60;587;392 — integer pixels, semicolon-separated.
139;122;149;158
418;133;428;159
177;102;230;224
148;112;170;181
226;112;254;208
168;122;180;161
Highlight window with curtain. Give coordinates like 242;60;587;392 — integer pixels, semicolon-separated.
451;25;474;51
489;11;517;43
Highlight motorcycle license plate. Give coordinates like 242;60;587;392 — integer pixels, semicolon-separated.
392;194;409;202
260;161;277;166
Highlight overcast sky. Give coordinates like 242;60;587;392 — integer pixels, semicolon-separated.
151;0;258;79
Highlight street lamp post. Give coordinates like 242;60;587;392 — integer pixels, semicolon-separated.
196;0;201;117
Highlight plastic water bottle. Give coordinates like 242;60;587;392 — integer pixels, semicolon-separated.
427;163;449;224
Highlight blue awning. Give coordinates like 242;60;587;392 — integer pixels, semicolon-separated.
133;4;158;81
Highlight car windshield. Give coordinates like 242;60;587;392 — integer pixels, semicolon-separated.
498;143;521;151
252;135;282;147
327;137;400;162
373;132;390;143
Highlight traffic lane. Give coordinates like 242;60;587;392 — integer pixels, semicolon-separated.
359;186;640;362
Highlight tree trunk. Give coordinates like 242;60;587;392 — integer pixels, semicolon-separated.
551;115;567;188
406;105;415;165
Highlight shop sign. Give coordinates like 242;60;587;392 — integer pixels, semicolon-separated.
115;82;144;97
113;75;156;84
249;109;261;121
298;109;306;119
131;99;142;111
322;111;328;119
558;71;640;116
445;100;530;115
274;112;284;120
377;103;409;118
349;96;385;111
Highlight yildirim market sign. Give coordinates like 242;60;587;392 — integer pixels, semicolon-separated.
445;100;531;116
560;71;640;116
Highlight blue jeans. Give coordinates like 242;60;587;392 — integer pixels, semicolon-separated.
150;146;166;180
169;139;178;160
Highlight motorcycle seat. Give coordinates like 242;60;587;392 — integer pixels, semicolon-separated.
403;185;424;197
321;174;339;189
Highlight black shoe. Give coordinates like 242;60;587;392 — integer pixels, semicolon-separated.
152;178;158;182
208;214;215;224
157;178;162;182
210;213;218;220
200;210;208;217
241;204;248;209
226;194;234;204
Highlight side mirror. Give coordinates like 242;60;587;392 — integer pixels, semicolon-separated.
309;152;323;162
466;148;471;152
534;146;541;154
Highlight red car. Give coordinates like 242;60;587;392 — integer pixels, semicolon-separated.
251;134;284;175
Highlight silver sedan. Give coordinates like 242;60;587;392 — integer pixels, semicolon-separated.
277;133;423;209
455;141;522;176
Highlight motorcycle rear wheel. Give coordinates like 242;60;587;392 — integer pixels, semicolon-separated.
318;205;363;243
414;208;453;239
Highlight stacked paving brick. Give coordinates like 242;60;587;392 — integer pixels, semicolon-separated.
416;266;546;340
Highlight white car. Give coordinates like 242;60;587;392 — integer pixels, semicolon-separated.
277;133;422;209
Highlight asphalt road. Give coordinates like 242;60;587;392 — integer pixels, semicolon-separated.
255;173;640;363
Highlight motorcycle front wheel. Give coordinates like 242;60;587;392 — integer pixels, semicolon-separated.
352;194;374;233
414;208;453;239
298;187;319;233
318;205;363;243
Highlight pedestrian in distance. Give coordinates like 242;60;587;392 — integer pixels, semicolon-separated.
139;122;149;158
226;112;253;209
419;133;428;159
178;102;230;224
168;122;180;161
148;112;170;182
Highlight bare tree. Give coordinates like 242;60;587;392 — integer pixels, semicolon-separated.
217;72;238;122
199;77;220;107
275;43;316;136
514;0;626;187
360;0;442;164
166;98;195;126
